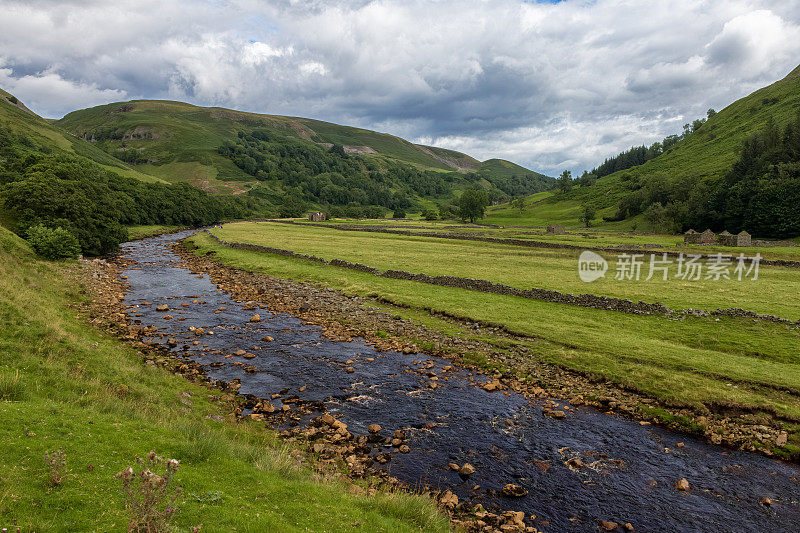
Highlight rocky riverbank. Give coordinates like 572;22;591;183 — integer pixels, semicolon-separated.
176;238;798;461
76;247;546;532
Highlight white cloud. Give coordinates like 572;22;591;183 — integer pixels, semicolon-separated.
0;0;799;175
0;65;126;116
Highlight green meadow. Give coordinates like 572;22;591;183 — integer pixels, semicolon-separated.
211;221;800;320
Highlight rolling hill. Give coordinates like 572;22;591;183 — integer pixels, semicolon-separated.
55;100;553;200
0;89;165;184
489;64;800;233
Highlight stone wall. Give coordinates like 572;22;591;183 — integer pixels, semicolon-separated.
202;230;799;326
256;220;800;269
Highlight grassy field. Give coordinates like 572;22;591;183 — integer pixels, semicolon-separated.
212;222;800;320
293;218;800;261
126;225;184;240
187;230;800;438
0;226;448;532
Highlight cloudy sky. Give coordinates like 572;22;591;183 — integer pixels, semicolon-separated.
1;0;799;175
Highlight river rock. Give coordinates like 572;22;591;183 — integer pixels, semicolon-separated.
367;424;382;434
439;490;458;510
482;380;505;392
156;304;169;311
599;521;619;531
399;444;410;453
776;431;788;446
676;478;690;491
459;463;476;476
250;314;261;322
502;484;527;497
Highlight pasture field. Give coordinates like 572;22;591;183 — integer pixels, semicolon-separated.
291;218;800;261
0;226;447;532
187;227;800;448
211;221;800;320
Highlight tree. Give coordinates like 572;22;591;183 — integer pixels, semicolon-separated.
579;204;596;228
557;170;572;193
422;208;439;220
511;197;526;212
707;108;717;119
458;188;489;223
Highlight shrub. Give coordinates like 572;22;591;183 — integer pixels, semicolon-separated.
26;225;81;259
116;451;181;533
422;208;438;221
392;208;406;219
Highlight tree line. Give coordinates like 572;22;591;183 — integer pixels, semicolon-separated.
611;112;800;237
0;126;257;255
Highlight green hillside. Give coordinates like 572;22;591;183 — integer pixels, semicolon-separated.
0;90;165;184
55;100;552;200
1;91;258;255
490;64;800;233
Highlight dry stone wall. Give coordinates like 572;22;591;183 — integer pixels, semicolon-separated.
258;220;800;269
204;230;799;326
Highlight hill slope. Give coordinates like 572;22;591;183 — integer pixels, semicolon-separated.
490;64;800;231
0;89;165;184
55;100;552;200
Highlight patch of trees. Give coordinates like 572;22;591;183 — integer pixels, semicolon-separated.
219;131;451;213
0;127;256;255
218;130;553;215
611;112;800;237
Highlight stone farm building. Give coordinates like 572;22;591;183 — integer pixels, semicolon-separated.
684;229;700;244
309;212;327;222
699;229;716;244
546;224;566;235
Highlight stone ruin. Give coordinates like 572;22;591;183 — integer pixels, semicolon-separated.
686;228;752;247
717;230;734;246
308;212;327;222
546;224;567;235
735;230;752;247
718;230;752;247
699;229;716;244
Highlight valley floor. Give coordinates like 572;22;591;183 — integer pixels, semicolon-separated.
186;220;800;457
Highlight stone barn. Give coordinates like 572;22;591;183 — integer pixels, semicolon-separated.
309;212;327;222
546;224;566;235
717;230;735;246
683;229;700;244
735;230;751;247
699;229;716;244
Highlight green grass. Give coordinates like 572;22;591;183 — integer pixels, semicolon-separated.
212;222;800;320
0;225;448;532
188;230;800;421
489;64;800;231
126;225;184;240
